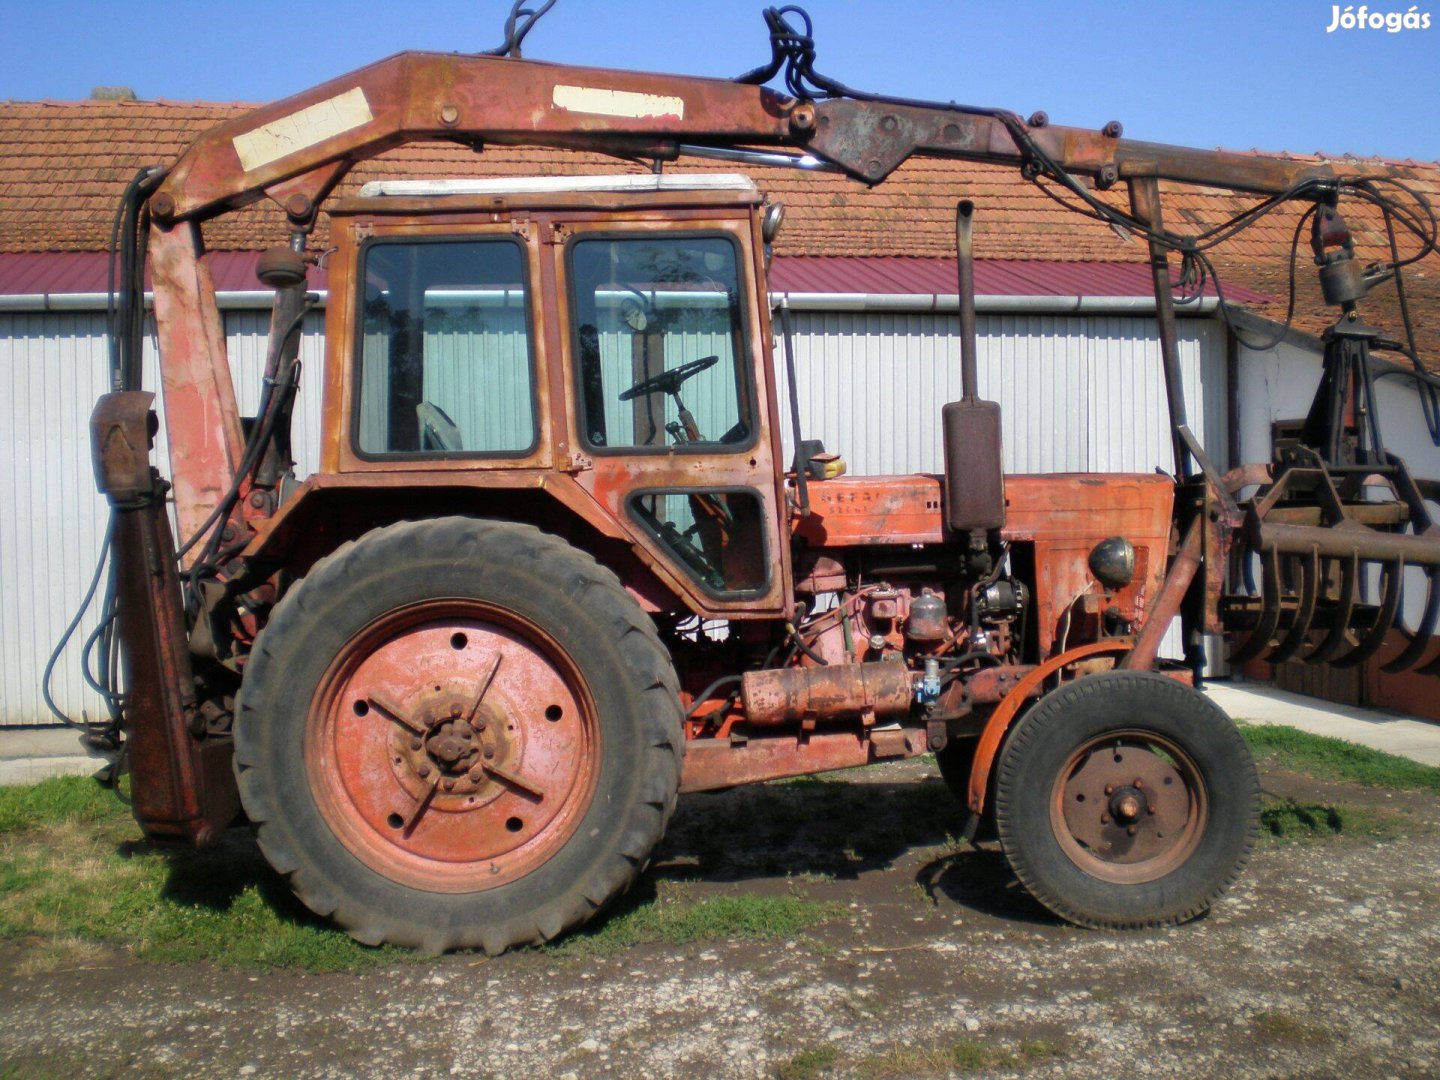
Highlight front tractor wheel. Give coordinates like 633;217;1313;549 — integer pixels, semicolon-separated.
994;671;1258;929
234;518;684;953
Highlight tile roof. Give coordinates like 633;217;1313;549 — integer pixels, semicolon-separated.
1;98;1437;369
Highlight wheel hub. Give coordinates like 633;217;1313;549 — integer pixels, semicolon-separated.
307;602;599;893
1052;731;1208;884
427;716;475;770
1109;787;1146;823
389;693;521;803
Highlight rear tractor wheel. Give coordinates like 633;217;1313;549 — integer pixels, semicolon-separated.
994;670;1258;929
234;518;684;953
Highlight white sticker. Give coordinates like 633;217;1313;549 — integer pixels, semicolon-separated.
552;84;684;121
232;87;374;172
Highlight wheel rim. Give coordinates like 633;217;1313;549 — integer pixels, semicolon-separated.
1048;728;1208;885
305;598;600;893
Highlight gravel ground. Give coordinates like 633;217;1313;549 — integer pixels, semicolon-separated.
2;758;1438;1079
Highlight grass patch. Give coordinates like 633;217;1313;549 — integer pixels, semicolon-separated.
0;776;401;972
855;1037;1064;1078
0;1054;95;1080
0;774;123;834
1241;724;1440;794
775;1045;840;1079
557;889;843;957
1251;1009;1334;1044
1259;794;1402;842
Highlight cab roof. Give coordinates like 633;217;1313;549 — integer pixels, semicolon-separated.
356;174;757;198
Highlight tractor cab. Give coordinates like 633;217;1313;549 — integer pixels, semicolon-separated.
310;174;795;618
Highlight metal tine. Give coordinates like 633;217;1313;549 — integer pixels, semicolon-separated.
1382;565;1440;673
1232;545;1284;665
1331;557;1405;669
1420;642;1440;677
1305;551;1360;664
1389;466;1440;673
1269;547;1321;665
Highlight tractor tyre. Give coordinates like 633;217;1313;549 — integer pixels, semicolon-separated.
233;517;684;953
993;670;1258;929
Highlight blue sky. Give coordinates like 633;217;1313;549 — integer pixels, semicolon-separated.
2;0;1436;159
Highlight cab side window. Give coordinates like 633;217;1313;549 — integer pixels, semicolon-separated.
569;235;752;452
356;239;536;456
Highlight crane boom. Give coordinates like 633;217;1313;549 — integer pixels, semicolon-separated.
151;49;1389;227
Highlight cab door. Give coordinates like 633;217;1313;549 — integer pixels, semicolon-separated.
555;217;790;617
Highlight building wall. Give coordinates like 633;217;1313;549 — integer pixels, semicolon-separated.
1;307;1224;726
0;311;327;728
778;312;1225;476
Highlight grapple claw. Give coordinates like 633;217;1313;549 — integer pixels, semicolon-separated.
1224;456;1440;678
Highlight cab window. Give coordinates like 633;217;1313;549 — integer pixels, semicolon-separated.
569;235;752;452
628;489;769;596
356;238;536;456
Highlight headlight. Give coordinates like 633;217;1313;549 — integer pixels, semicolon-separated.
1088;537;1136;589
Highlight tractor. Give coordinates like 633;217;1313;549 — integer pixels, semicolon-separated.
76;4;1440;951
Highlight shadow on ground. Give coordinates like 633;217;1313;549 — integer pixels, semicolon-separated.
115;829;338;934
125;771;1054;942
654;775;965;881
651;773;1058;924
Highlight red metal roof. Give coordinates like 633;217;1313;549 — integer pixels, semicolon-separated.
767;256;1266;301
0;251;327;295
0;251;1264;302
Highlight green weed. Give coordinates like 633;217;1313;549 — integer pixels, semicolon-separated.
1241;724;1440;794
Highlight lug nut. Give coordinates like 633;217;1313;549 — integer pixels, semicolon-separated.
1127;825;1138;836
1105;784;1115;796
1134;778;1144;788
442;778;456;792
468;767;484;783
417;764;432;779
1100;814;1110;825
484;747;496;759
410;737;423;751
450;704;463;718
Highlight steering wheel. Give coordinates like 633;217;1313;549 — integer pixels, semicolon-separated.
619;355;719;402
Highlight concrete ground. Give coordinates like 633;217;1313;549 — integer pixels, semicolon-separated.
1204;679;1440;766
2;677;1437;787
0;726;100;786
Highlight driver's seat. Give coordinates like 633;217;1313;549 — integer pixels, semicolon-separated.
417;401;464;452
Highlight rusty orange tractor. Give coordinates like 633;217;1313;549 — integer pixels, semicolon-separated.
75;5;1440;951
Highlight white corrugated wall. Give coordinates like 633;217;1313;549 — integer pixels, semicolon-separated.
0;311;326;727
778;312;1226;476
0;307;1223;725
1;313;117;730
